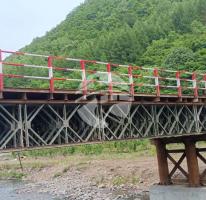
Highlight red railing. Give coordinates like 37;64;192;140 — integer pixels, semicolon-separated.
0;49;206;98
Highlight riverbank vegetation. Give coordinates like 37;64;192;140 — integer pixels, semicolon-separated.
21;140;154;157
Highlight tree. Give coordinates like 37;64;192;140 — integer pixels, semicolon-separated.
164;47;195;70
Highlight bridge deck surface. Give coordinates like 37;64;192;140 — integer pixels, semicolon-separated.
1;88;206;104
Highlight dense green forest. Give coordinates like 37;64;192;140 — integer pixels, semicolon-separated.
21;0;206;69
5;0;206;91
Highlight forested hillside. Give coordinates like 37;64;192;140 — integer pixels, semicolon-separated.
4;0;206;90
20;0;206;71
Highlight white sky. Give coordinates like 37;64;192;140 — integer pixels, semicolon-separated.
0;0;85;51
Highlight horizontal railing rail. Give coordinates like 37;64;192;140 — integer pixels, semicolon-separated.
0;49;206;99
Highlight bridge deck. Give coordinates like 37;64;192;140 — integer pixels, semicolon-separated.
1;88;206;104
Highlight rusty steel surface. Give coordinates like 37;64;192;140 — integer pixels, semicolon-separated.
154;140;171;185
153;136;206;187
185;140;201;187
1;88;206;105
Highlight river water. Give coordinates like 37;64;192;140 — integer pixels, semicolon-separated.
0;180;61;200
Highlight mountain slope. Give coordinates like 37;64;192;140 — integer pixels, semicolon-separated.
4;0;206;90
19;0;206;70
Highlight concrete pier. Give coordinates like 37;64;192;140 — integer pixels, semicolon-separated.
150;185;206;200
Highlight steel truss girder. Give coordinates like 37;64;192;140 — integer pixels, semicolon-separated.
0;104;206;149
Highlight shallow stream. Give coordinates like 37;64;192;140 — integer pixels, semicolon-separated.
0;180;59;200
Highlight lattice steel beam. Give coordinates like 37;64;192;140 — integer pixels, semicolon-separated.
0;104;206;150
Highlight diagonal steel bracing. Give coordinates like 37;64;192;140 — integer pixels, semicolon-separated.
0;104;206;149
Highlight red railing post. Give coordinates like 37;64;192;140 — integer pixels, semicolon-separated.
154;68;160;97
128;66;134;97
48;56;54;93
204;75;206;95
107;63;113;99
80;60;87;99
192;72;198;98
0;49;4;92
176;71;182;97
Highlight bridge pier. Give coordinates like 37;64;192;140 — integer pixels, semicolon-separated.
154;139;171;185
185;139;200;187
153;135;206;187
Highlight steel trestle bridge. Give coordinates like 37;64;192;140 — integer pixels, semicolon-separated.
1;49;206;186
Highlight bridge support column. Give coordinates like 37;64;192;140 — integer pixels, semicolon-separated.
184;139;200;187
154;139;171;185
152;136;206;187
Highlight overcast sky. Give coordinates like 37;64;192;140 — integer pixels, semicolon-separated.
0;0;85;51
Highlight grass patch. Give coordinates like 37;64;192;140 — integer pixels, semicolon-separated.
112;176;128;186
20;139;154;158
112;175;140;186
0;171;25;180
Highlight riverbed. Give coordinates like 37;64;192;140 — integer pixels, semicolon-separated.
0;180;149;200
0;153;153;200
